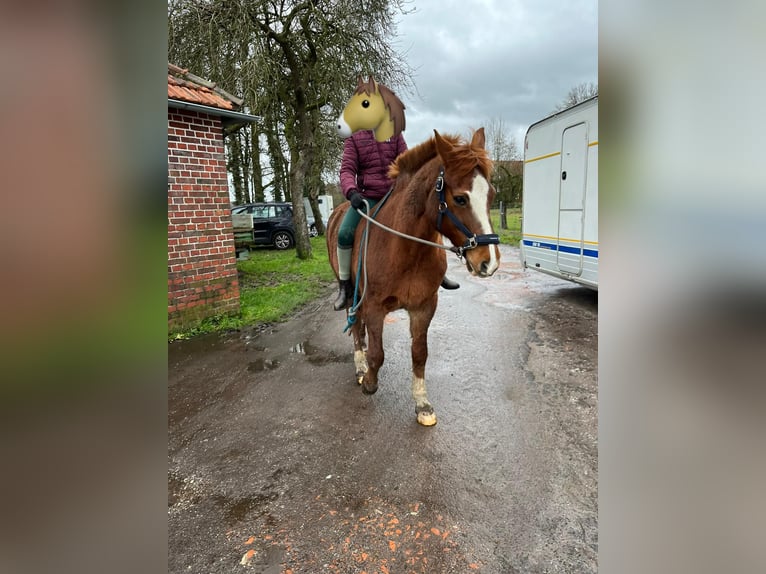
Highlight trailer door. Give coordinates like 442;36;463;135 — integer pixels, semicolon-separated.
557;122;588;275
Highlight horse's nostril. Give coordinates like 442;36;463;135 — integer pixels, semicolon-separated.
480;261;489;274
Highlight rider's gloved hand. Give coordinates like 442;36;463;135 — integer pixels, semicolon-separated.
349;191;364;210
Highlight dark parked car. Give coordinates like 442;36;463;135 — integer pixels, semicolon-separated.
231;202;295;250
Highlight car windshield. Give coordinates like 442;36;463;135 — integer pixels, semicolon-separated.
231;204;294;219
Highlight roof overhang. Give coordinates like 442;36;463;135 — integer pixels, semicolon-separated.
168;99;259;134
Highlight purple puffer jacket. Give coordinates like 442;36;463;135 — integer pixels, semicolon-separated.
340;130;408;200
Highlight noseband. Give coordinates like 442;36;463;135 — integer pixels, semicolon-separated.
434;167;500;256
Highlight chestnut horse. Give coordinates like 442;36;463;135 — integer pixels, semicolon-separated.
326;128;500;426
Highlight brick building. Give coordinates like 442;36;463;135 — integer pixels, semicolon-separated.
167;63;257;331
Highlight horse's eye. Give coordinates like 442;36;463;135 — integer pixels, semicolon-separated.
362;100;370;108
454;195;468;206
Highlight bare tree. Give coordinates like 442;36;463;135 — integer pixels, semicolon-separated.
555;82;598;111
483;117;522;207
485;117;519;164
169;0;415;259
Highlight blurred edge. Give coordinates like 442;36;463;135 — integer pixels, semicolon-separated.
601;1;766;573
0;2;167;574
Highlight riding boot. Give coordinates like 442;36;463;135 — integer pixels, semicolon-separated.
440;275;460;290
333;279;353;311
333;246;353;310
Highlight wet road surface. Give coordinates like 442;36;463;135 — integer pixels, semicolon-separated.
169;244;598;573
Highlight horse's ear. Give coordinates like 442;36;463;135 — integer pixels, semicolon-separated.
471;127;486;149
434;130;454;161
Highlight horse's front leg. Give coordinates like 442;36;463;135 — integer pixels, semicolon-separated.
351;318;367;385
409;300;438;426
360;310;386;395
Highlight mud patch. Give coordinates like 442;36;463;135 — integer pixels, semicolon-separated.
213;492;280;525
168;470;202;509
247;358;280;372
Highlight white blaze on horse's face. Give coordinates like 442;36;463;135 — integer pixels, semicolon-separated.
467;173;500;277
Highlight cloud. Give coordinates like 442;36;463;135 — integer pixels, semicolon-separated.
394;0;597;147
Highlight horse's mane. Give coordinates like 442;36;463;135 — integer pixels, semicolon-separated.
388;132;493;181
388;137;441;179
356;77;406;138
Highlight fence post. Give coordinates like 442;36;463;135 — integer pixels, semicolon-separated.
499;200;507;230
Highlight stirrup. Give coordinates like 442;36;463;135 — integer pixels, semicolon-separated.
440;276;460;290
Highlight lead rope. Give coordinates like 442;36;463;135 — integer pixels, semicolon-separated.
344;197;461;334
356;207;462;254
343;199;374;333
342;169;500;333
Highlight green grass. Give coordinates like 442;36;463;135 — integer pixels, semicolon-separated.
491;207;522;246
170;236;335;340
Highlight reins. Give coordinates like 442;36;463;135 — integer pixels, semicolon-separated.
344;168;499;332
355;167;499;260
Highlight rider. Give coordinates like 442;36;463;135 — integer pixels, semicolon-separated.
333;129;460;311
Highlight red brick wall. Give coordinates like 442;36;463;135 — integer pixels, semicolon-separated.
168;108;239;330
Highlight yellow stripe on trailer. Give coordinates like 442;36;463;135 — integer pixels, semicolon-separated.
524;151;560;164
523;233;599;246
525;141;597;164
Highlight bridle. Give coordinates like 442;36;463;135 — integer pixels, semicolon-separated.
346;167;500;330
354;166;499;260
434;167;499;257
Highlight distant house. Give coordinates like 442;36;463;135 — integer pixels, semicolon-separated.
167;63;257;331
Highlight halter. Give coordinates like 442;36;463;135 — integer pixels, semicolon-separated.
346;175;499;332
434;167;499;257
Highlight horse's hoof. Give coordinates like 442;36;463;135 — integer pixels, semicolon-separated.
416;404;437;426
361;380;378;395
416;410;437;426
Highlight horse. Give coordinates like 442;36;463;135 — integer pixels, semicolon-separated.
326;128;501;426
335;76;406;143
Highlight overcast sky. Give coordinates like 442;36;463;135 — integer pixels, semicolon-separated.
390;0;598;153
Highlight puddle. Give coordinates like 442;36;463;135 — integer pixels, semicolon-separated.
307;352;347;366
248;358;280;372
290;340;348;365
290;341;317;355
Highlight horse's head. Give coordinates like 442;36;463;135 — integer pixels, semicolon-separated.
336;76;406;143
432;127;501;278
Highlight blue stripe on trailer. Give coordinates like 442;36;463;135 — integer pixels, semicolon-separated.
523;239;599;258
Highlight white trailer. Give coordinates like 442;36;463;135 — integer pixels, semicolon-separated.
520;95;598;289
304;194;334;225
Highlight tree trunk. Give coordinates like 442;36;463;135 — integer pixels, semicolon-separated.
250;125;264;202
227;133;245;205
305;107;326;235
288;116;314;259
241;126;251;204
307;194;325;236
265;119;287;202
